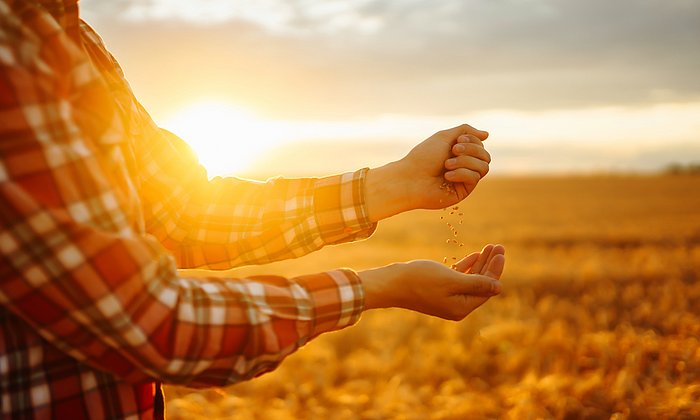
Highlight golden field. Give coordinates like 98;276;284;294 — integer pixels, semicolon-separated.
165;175;700;419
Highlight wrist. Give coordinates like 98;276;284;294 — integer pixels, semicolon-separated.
364;161;412;222
358;263;403;310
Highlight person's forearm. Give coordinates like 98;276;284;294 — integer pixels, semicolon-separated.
364;162;412;222
142;131;377;267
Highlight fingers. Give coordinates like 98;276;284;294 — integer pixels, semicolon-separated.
457;133;484;146
469;244;495;275
468;244;505;275
483;244;506;279
445;135;491;186
452;251;480;272
441;124;489;141
491;244;506;258
452;244;504;295
445;155;490;177
484;253;506;279
452;139;491;163
444;167;481;187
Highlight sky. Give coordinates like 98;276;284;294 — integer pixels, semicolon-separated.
80;0;700;177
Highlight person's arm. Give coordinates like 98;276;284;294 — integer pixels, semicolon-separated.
135;125;377;270
129;119;490;268
77;22;376;271
0;20;363;388
79;22;492;273
0;122;364;388
0;184;364;387
135;122;491;268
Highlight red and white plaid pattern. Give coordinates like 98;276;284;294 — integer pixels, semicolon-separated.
0;1;375;418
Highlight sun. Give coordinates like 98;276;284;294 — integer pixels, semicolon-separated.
162;100;284;177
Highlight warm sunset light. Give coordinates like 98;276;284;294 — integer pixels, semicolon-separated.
84;0;700;175
163;101;285;177
6;2;698;419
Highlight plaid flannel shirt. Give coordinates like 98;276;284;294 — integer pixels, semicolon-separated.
0;1;376;418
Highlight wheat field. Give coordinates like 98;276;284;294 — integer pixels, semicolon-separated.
165;175;700;419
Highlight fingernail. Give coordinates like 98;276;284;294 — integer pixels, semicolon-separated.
446;158;457;167
445;171;455;180
454;144;465;153
491;281;502;294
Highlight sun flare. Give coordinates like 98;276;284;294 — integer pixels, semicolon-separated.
162;101;285;177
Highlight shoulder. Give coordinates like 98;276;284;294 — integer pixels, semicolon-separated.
78;19;126;80
0;0;90;97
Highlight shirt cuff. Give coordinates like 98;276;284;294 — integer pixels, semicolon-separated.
294;268;365;339
312;168;377;245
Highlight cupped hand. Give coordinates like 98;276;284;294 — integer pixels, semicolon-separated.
453;243;506;277
449;243;506;314
360;244;506;321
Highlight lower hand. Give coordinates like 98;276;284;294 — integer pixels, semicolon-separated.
364;124;491;222
359;244;505;321
450;243;506;313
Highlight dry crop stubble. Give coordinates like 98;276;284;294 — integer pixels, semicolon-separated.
167;175;700;419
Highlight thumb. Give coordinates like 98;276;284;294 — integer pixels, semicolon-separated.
453;274;502;297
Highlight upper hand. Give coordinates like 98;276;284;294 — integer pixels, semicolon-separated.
364;124;490;221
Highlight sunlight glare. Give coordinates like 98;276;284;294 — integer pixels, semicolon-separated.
163;101;285;177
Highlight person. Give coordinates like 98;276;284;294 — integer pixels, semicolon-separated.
0;1;506;418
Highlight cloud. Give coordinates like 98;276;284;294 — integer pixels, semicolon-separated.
90;0;382;34
80;0;700;118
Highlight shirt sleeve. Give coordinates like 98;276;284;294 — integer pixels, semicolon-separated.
136;123;377;270
0;6;364;388
79;21;377;270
